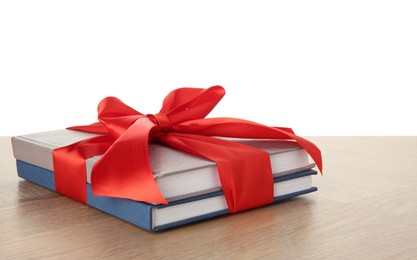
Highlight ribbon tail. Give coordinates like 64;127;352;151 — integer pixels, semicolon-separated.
52;135;114;203
91;118;167;204
273;126;295;134
68;122;110;134
175;118;323;173
158;133;274;213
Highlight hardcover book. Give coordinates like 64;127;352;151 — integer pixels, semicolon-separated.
12;129;316;202
12;129;318;230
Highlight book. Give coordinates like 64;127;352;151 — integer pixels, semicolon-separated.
16;159;317;231
12;129;316;202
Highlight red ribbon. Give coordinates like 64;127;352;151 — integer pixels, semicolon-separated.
52;86;322;213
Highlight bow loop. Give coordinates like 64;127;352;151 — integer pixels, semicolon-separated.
94;86;225;138
160;85;226;124
97;97;143;138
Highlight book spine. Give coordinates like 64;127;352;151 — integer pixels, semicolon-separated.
16;160;56;191
86;185;154;231
12;137;54;171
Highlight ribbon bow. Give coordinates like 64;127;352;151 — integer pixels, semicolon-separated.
53;86;322;213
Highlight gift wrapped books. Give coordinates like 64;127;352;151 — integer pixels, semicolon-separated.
11;86;322;231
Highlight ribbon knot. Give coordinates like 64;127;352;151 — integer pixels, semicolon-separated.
53;86;322;213
147;113;173;133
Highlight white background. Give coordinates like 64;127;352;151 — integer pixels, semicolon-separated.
1;1;416;136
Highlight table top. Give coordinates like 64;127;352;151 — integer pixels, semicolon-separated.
1;136;417;259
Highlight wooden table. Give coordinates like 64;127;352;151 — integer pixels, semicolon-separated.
1;136;417;259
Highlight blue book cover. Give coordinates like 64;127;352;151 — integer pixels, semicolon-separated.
16;160;317;231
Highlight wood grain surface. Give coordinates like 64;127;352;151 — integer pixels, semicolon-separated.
1;136;417;259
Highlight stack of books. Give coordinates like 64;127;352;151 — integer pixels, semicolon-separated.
12;129;318;231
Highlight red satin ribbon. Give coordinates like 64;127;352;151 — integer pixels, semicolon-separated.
52;86;322;212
